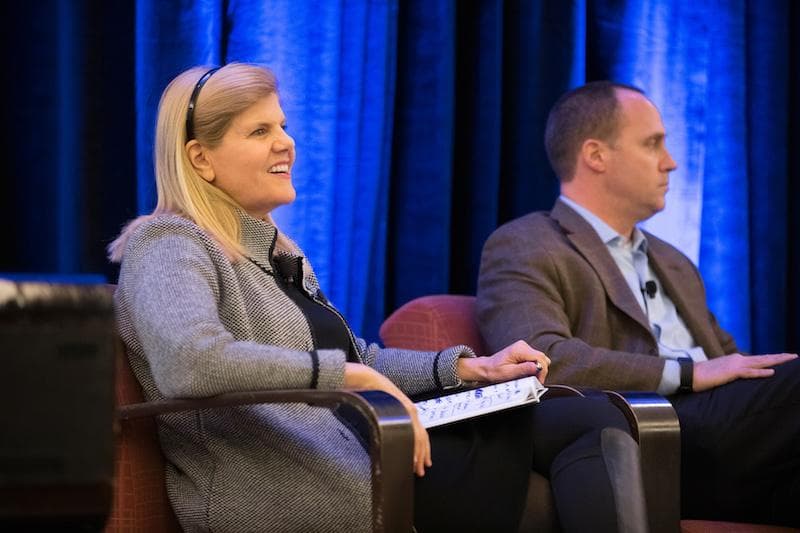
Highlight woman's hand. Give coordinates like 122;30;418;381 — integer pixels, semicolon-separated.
457;340;550;384
343;362;431;477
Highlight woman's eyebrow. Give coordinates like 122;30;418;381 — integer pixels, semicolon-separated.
247;117;287;129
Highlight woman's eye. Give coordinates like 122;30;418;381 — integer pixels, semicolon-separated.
251;128;267;136
281;124;288;132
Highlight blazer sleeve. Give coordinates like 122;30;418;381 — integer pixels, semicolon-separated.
476;221;666;391
116;225;346;398
355;338;474;397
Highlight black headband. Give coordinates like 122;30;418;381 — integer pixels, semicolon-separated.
185;67;221;141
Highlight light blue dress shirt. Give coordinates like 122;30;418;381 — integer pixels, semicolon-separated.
559;196;707;394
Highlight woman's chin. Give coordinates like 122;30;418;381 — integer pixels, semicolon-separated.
282;189;297;206
261;191;297;215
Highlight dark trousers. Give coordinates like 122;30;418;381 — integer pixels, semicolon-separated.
414;396;634;532
670;356;800;526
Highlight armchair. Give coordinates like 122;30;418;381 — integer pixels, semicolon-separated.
379;294;681;533
106;321;414;533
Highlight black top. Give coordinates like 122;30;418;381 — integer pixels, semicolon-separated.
280;278;356;359
268;255;356;361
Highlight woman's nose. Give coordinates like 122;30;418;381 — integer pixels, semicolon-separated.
273;130;294;151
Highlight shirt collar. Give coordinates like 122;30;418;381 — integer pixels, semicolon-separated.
559;195;648;253
237;209;279;269
235;209;321;295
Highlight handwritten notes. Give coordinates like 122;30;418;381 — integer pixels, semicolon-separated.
415;376;547;428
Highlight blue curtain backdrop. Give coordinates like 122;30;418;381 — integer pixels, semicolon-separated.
3;0;798;352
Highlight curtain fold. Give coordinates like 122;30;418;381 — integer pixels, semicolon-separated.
747;0;789;352
789;2;800;352
388;0;456;311
56;0;84;273
697;1;751;349
449;0;504;295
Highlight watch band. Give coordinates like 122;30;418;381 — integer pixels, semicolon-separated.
677;357;694;393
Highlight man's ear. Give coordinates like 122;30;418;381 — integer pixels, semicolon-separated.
186;140;215;182
580;139;607;173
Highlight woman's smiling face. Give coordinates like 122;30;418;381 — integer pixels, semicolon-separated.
203;92;296;218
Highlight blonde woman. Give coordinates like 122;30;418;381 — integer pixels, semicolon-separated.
110;63;648;532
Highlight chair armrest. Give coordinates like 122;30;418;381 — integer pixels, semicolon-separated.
604;391;681;533
118;389;414;533
542;386;680;533
541;383;586;398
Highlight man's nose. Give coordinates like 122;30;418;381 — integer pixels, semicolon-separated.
662;149;678;172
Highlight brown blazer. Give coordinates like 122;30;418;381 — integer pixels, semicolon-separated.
476;199;738;391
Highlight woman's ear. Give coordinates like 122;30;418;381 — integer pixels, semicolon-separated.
186;140;215;182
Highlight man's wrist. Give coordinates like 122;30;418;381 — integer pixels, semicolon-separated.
677;357;694;393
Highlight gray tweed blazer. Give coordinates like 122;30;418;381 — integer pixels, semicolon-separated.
115;212;471;532
477;199;737;391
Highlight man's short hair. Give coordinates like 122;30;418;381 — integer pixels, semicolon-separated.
544;81;645;182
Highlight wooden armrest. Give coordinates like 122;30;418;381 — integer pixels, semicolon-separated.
604;391;681;533
118;389;414;533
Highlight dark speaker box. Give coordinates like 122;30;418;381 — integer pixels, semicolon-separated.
0;280;114;531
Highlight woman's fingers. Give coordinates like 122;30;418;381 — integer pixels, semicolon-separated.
411;416;430;476
535;359;549;383
343;363;434;475
482;340;551;383
344;363;432;475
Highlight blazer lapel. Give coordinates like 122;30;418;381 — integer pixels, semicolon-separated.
551;200;654;337
646;238;725;355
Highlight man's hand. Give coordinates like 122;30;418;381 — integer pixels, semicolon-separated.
693;353;798;392
457;340;551;384
343;363;431;477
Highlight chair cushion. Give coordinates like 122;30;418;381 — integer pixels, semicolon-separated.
379;294;488;355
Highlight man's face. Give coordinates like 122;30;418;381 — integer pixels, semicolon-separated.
602;90;677;224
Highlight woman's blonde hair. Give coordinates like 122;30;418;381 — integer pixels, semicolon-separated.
109;62;294;262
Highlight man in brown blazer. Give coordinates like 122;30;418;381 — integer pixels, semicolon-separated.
477;81;800;527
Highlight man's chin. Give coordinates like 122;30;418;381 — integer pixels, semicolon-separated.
638;203;666;223
653;195;667;213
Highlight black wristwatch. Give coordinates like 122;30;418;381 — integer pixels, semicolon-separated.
677;357;694;394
